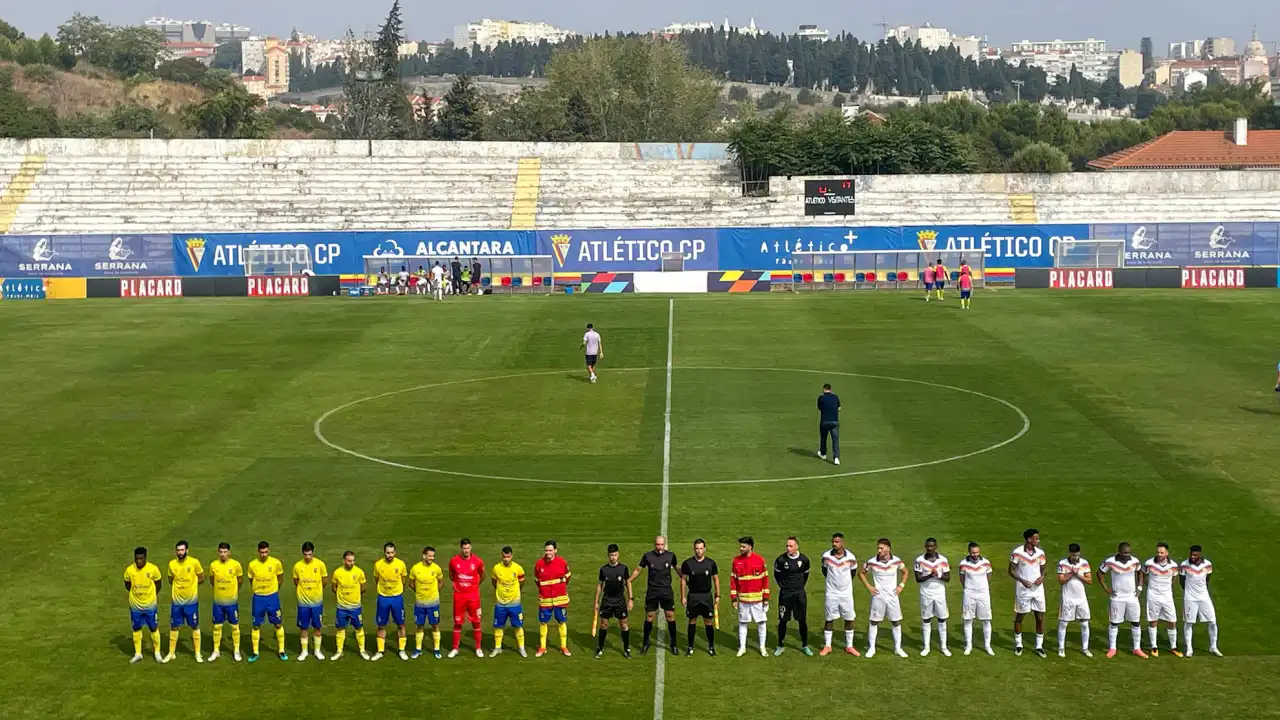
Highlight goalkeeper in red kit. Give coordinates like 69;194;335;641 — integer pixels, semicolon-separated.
448;538;486;658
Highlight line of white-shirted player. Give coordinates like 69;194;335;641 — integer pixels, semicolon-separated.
813;531;1219;659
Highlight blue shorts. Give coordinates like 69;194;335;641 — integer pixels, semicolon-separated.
170;602;198;629
376;596;405;627
131;607;159;632
923;282;934;290
493;604;524;628
296;604;323;630
335;607;363;629
414;604;441;627
538;606;568;624
251;593;282;627
960;289;972;299
212;603;239;625
935;279;946;288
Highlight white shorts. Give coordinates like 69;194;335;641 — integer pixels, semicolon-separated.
919;595;949;621
962;594;992;621
1059;599;1091;622
1183;598;1216;624
1109;596;1141;624
1146;596;1177;623
868;594;903;623
737;602;767;624
825;594;856;622
1014;588;1046;615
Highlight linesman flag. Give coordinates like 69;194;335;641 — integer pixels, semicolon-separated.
591;608;599;637
714;602;720;629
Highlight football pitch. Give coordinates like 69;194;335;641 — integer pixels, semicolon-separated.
1;290;1279;720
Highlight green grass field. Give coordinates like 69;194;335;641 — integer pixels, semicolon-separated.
2;291;1279;720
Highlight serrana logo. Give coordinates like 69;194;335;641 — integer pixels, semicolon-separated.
1194;226;1251;260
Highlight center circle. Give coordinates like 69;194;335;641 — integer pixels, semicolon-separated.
313;367;1030;487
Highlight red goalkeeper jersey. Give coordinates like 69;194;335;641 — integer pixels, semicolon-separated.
730;552;769;604
534;555;571;608
449;554;485;597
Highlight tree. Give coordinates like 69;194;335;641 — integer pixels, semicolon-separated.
727;85;749;102
373;0;403;79
103;27;164;76
56;13;108;60
0;68;59;137
831;92;846;107
796;88;819;106
156;57;208;85
1007;141;1071;173
182;84;271;138
0;18;24;43
211;40;243;73
434;74;485;140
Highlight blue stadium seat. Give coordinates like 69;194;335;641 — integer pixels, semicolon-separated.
822;273;834;283
481;276;491;287
855;272;866;282
512;277;523;287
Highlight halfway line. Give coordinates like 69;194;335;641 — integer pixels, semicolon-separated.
654;298;673;720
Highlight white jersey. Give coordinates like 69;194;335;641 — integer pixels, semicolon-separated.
958;556;992;596
397;270;409;283
430;266;444;284
863;555;904;594
913;554;949;600
1010;545;1046;593
583;330;601;355
1056;557;1091;604
1179;558;1213;601
1100;555;1141;598
820;549;857;597
1143;557;1178;600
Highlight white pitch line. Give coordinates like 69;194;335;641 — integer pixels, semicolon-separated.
654;298;673;720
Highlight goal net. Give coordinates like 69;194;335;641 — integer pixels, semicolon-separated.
360;255;556;294
789;249;985;290
1053;239;1125;269
243;245;314;276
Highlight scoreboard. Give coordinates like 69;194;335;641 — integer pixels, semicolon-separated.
803;179;856;216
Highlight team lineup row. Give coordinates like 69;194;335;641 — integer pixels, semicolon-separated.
121;531;1222;665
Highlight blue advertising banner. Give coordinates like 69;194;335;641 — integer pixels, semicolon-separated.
720;227;901;269
535;229;719;272
0;278;47;299
0;234;173;278
352;231;536;267
1094;222;1275;268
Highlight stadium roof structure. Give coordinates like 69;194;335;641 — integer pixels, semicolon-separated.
1087;128;1280;170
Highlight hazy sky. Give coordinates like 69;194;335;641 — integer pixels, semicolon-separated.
8;0;1278;52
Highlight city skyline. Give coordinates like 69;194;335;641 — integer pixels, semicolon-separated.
5;0;1276;52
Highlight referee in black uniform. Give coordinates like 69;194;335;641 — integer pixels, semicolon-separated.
679;539;720;656
817;383;841;465
594;544;633;658
630;535;679;655
773;536;812;655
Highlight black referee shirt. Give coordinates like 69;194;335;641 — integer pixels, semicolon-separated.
599;563;629;599
680;556;718;594
639;550;678;592
773;553;811;595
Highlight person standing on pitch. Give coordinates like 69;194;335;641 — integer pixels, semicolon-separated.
582;323;603;384
730;536;771;657
773;537;812;656
817;384;841;465
1009;529;1047;658
679;539;719;656
630;536;679;655
914;537;951;657
450;256;463;295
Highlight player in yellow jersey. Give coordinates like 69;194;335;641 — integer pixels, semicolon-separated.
207;542;244;662
330;550;370;661
166;540;204;663
373;541;410;661
292;541;329;661
409;546;446;659
490;546;528;657
124;547;165;664
246;540;287;662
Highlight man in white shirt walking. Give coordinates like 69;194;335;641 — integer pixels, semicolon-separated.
582;324;603;383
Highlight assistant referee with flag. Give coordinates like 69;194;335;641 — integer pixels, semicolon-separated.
817;384;840;466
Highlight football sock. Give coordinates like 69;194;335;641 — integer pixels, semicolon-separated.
598;627;607;651
644;620;654;646
275;627;285;652
891;625;902;651
514;628;524;648
312;635;321;653
666;620;678;649
398;635;406;652
377;637;386;653
824;629;833;647
1014;632;1023;649
473;627;482;649
1184;623;1194;652
1207;622;1218;649
1034;633;1044;649
150;630;162;653
539;623;549;650
169;630;180;655
559;623;568;649
756;622;767;649
415;630;425;651
621;628;630;650
965;619;974;648
1081;623;1090;649
688;623;697;650
251;628;261;654
982;621;992;647
1057;621;1068;651
1167;627;1177;650
868;624;879;649
132;631;143;656
192;629;201;655
212;624;223;651
737;622;747;650
1108;625;1118;650
356;629;366;652
937;620;946;648
1131;625;1142;650
452;627;461;650
493;629;504;649
705;624;715;648
432;629;441;650
335;629;346;654
923;622;932;651
231;624;241;652
1148;626;1158;648
845;629;855;648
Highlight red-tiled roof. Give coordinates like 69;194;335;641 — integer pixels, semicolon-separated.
1087;129;1280;170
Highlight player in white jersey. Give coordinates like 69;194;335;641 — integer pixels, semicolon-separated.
958;542;994;656
1143;542;1182;657
1056;543;1093;658
913;538;951;657
1008;528;1047;657
581;323;603;383
819;533;859;656
858;538;908;658
1099;542;1148;659
430;263;445;301
1179;544;1220;657
396;266;410;295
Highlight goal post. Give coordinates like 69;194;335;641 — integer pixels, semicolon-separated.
360;254;556;294
789;249;986;291
1052;239;1126;269
243;245;314;276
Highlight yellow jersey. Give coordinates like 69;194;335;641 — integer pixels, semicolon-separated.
410;561;444;606
374;557;408;597
167;557;204;606
332;566;366;609
208;558;243;605
491;561;525;607
247;556;284;596
292;558;329;607
124;562;162;610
